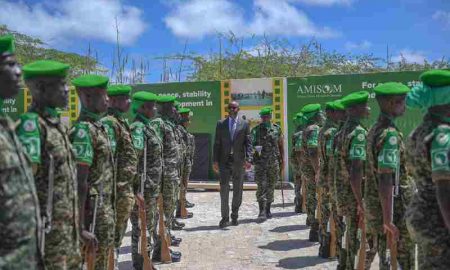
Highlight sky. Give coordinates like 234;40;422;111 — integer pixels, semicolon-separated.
1;0;449;82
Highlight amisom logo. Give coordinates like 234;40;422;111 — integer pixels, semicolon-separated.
296;84;342;97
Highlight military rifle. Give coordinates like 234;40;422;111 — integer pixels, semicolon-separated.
329;212;337;257
41;154;55;256
85;195;98;270
280;160;285;208
386;150;401;270
355;213;366;270
158;194;172;263
136;143;154;270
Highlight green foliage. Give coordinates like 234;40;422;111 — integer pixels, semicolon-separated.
0;25;104;79
166;34;450;81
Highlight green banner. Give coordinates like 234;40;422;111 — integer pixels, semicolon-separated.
2;90;25;120
132;81;221;179
286;71;424;180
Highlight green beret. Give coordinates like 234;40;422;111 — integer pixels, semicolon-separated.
301;103;321;114
72;74;109;89
259;106;273;116
132;91;158;102
340;91;369;107
0;35;15;55
178;107;191;114
420;70;450;87
22;60;70;80
325;100;345;111
374;82;410;96
157;95;176;103
107;84;132;96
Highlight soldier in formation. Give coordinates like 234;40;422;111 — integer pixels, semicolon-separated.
251;106;284;220
17;60;82;269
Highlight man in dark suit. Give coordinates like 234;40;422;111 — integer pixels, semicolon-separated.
213;101;253;228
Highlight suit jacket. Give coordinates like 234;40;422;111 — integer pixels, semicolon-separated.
213;117;253;166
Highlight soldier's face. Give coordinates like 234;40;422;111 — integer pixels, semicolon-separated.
47;77;69;108
109;95;130;112
391;95;406;117
88;88;109;113
261;115;271;123
0;54;21;99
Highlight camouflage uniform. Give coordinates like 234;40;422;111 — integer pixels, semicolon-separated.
251;122;283;204
101;108;138;249
129;114;163;268
318;119;337;257
364;115;414;270
334;118;367;270
290;126;304;212
180;125;195;204
301;121;320;228
151;116;180;231
174;124;187;213
69;109;115;270
17;107;81;269
0;106;42;269
406;114;450;269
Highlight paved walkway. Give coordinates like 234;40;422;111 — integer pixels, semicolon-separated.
118;189;345;270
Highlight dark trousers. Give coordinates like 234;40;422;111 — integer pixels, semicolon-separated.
219;155;245;220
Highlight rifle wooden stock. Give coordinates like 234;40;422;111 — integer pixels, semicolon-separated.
301;178;307;212
179;180;189;219
387;231;398;270
107;248;114;270
158;195;172;263
356;218;366;270
138;199;154;270
316;187;322;224
329;212;337;258
280;164;285;208
84;245;95;270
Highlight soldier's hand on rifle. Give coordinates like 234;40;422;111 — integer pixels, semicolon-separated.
244;161;252;170
357;204;365;227
81;229;98;251
135;194;145;209
383;222;399;242
213;162;219;174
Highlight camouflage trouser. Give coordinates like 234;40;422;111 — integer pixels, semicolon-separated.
254;161;280;204
44;224;82;270
91;202;115;270
319;187;331;253
303;164;317;228
343;198;358;270
162;176;178;230
365;202;414;270
114;192;135;248
293;171;302;208
130;183;159;269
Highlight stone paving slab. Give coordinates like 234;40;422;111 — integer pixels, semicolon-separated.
118;190;382;270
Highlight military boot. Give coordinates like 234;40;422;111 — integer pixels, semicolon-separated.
309;220;320;242
258;201;267;221
294;197;302;213
265;202;272;219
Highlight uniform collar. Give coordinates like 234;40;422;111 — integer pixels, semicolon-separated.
80;107;102;122
135;113;150;125
107;107;125;119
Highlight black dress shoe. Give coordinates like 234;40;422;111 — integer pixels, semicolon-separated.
231;218;238;226
172;222;184;231
170;250;182;262
219;218;230;228
185;201;195;208
173;219;185;227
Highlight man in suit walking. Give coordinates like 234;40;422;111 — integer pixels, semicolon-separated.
213;101;253;228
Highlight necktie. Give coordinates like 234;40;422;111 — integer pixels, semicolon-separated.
230;118;236;141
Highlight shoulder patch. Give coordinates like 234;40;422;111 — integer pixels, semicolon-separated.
101;118;117;154
17;112;41;163
431;125;450;173
70;122;94;166
349;126;367;160
130;121;145;150
150;118;163;140
306;125;319;148
377;129;399;170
